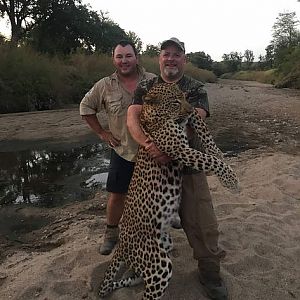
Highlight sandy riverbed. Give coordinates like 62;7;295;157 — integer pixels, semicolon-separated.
0;79;299;300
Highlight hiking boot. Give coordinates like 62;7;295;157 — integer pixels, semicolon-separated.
99;226;119;255
199;272;228;300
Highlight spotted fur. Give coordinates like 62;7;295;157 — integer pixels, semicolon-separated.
98;83;239;299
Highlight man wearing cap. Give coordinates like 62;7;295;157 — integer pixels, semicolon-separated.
127;37;228;300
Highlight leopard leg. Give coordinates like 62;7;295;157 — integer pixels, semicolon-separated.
141;249;172;300
152;123;239;191
98;251;123;298
178;148;239;191
113;272;143;289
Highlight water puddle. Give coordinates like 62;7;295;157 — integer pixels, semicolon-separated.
0;143;110;207
0;130;265;208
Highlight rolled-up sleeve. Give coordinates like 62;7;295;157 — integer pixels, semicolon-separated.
79;80;105;115
195;86;209;117
186;85;210;117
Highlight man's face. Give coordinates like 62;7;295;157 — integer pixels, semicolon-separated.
113;44;138;76
159;44;186;81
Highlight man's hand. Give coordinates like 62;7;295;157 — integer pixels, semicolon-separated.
82;114;120;148
98;130;120;148
144;138;172;164
127;105;171;164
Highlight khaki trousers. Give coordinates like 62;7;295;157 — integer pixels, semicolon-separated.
179;172;226;275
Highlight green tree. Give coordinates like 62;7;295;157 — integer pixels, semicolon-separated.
0;0;37;44
211;61;229;76
222;51;243;72
126;31;142;54
187;51;213;70
243;49;254;68
265;11;300;67
142;44;160;57
257;54;268;70
29;0;91;54
94;12;127;54
0;0;128;54
28;3;127;55
264;44;275;68
272;12;300;49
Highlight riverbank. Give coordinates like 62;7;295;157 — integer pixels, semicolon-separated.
0;79;299;299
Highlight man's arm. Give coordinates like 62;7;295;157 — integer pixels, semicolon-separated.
186;108;207;138
195;107;207;119
82;114;120;147
127;105;171;164
79;80;120;147
126;105;148;147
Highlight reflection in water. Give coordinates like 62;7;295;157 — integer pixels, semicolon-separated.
85;173;108;188
0;131;257;208
0;144;110;207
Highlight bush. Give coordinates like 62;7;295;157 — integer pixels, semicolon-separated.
275;46;300;89
0;47;115;113
235;70;277;84
0;45;69;113
185;63;217;83
219;46;300;89
66;52;114;103
140;55;159;75
4;44;298;114
275;66;300;89
220;70;278;85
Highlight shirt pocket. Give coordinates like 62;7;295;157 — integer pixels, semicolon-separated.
106;93;124;115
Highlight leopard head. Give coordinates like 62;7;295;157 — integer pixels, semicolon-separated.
140;83;193;130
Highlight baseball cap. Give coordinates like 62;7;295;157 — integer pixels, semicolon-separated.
160;37;185;53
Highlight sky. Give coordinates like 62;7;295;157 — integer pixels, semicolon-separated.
1;0;300;61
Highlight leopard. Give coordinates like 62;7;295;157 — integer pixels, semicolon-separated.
98;83;239;300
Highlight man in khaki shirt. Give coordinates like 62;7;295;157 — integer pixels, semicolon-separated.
80;40;155;254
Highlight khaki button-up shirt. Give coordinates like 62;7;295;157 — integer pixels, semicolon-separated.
80;66;156;161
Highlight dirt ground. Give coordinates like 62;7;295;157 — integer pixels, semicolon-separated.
0;79;299;300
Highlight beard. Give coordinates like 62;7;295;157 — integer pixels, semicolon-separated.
162;66;181;80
